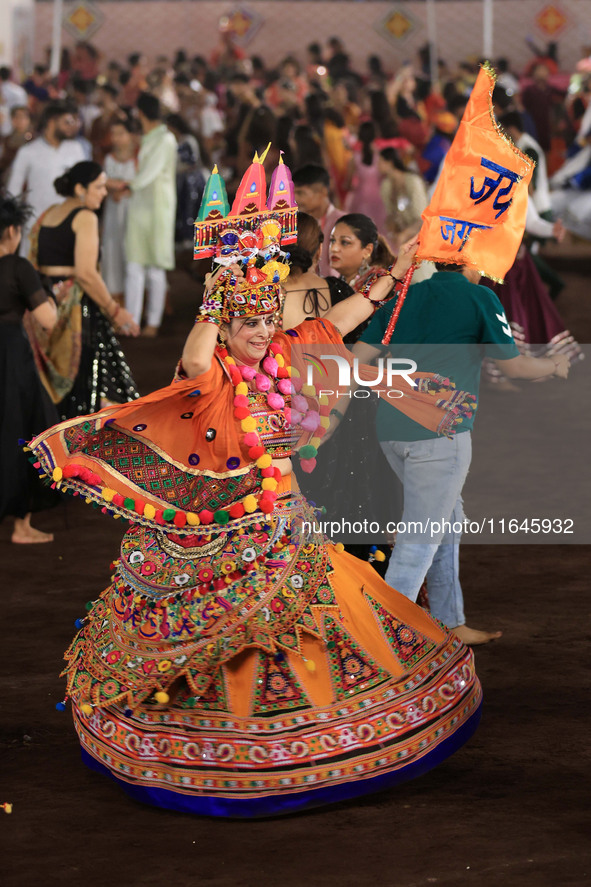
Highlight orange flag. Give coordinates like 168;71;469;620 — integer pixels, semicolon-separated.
415;64;534;283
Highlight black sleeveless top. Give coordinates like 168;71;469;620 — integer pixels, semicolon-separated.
37;207;88;267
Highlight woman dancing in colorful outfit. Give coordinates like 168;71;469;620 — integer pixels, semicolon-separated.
27;155;482;817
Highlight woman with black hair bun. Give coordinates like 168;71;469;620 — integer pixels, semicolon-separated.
280;211;352;329
25;160;140;420
0;192;59;543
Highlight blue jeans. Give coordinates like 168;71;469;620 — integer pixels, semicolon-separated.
379;433;472;629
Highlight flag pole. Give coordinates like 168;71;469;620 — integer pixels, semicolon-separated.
426;0;438;89
49;0;64;77
483;0;494;59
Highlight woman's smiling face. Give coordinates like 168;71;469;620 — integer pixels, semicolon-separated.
226;315;276;367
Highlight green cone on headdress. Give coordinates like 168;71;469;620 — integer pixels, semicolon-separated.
197;165;230;222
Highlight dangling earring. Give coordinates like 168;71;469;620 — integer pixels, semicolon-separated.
359;256;371;276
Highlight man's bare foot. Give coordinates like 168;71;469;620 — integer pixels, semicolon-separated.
452;624;502;646
12;515;54;544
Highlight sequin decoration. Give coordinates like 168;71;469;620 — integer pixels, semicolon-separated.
206;428;217;441
226;457;240;470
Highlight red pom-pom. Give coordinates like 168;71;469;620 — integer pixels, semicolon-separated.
62;464;78;478
269;342;281;355
319;405;331;416
259;499;274;514
218;347;228;359
260;490;278;502
134;499;146;515
300;458;317;473
261;467;275;477
233;395;249;408
33;462;41;469
199;509;214;525
248;446;265;459
154;510;165;525
112;493;124;507
234;407;250;420
229;502;245;519
229;368;242;385
243;432;259;446
173;511;187;528
273;467;282;481
277;367;289;379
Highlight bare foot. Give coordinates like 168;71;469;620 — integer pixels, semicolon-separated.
141;325;159;338
12;525;54;544
452;624;502;646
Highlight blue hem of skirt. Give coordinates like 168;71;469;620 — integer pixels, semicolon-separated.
80;699;481;818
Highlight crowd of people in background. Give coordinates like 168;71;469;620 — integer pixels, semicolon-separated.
0;27;589;550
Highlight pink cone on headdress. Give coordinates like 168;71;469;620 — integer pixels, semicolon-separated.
267;152;296;210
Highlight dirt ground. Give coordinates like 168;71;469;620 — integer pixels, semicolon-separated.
2;249;590;887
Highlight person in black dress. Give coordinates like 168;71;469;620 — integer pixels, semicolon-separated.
0;193;58;543
26;161;140;420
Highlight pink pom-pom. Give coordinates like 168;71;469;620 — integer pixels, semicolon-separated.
284;408;303;427
291;377;303;392
293;394;308;412
243;432;259;446
234;394;249;407
255;374;271;392
300;411;320;432
277;379;291;395
269;342;281;355
266;392;284;410
300;458;317;473
262;356;279;376
240;366;256;381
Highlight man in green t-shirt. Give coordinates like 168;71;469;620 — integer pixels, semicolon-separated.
354;263;570;645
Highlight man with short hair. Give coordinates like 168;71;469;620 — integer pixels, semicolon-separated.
123;91;177;335
292;163;345;276
354;262;570;644
7;100;86;255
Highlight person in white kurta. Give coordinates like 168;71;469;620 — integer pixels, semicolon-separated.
123;93;177;334
102;120;138;297
7;102;86;256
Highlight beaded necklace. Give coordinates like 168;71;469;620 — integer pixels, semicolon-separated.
216;337;329;507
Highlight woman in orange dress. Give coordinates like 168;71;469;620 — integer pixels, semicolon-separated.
27;157;481;818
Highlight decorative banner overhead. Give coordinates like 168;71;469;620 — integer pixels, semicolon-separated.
374;5;418;45
63;0;105;41
415;65;534;283
219;7;263;47
535;4;570;39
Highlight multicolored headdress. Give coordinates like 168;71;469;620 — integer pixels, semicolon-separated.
194;145;297;320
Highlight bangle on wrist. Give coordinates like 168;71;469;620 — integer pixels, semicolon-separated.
195;313;221;326
110;303;121;321
330;407;344;422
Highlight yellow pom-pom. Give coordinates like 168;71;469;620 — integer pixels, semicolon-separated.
301;384;316;396
375;550;386;562
319;416;330;429
225;356;236;365
154;691;169;704
334;542;345;553
261;477;277;491
102;488;115;502
275;354;285;367
241;417;257;432
319;395;329;405
256;454;272;469
304;659;316;673
243;495;258;513
235;382;248;395
144;503;156;519
286;367;292;377
80;703;93;716
291;367;300;378
310;437;322;449
186;512;200;526
2;803;13;814
52;467;63;482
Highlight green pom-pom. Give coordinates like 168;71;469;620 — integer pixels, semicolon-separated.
213;509;230;524
299;444;318;460
124;497;135;510
162;508;176;521
85;601;93;612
